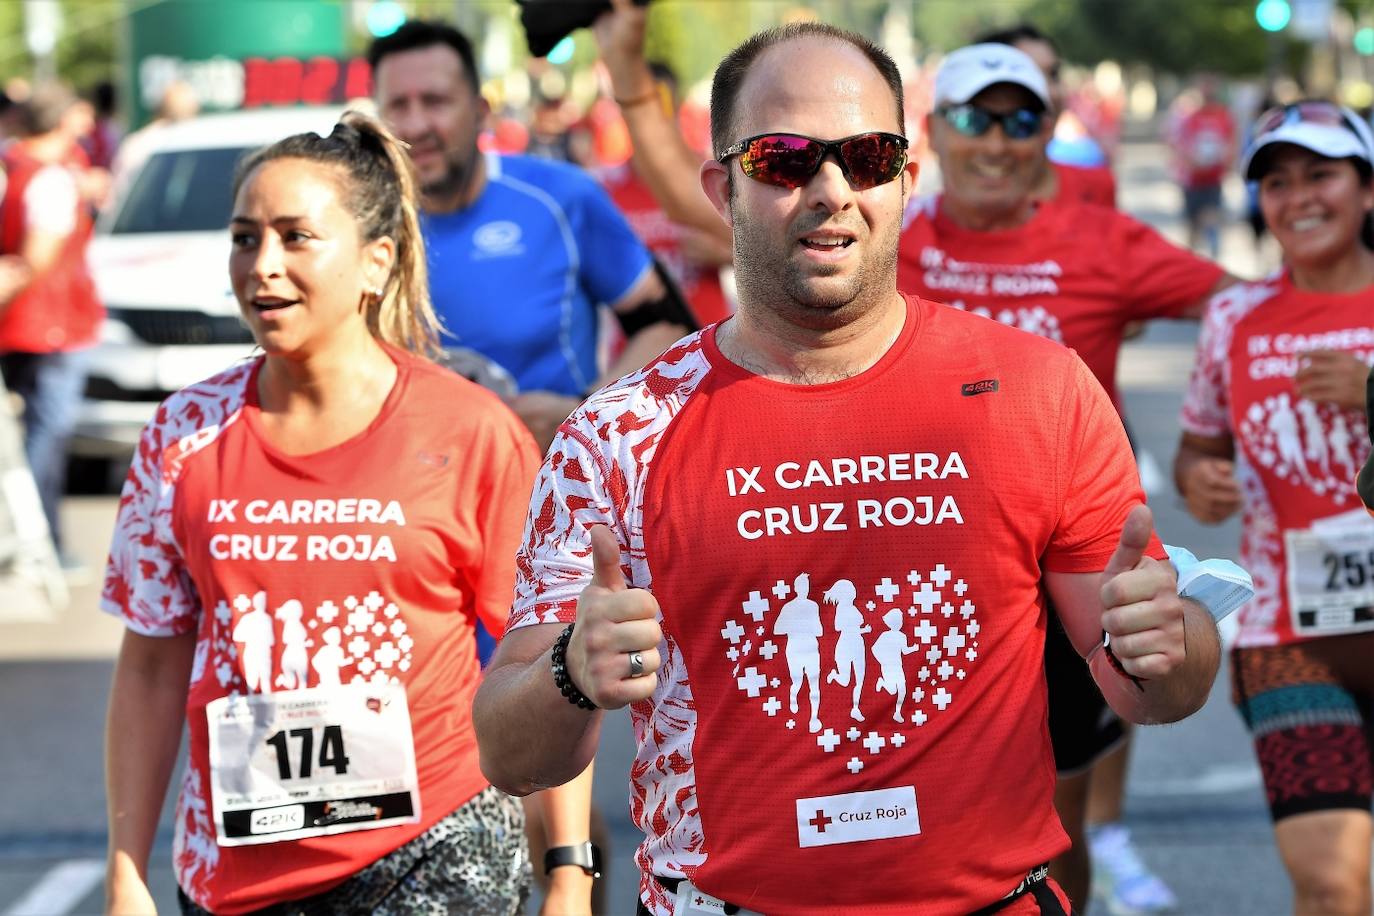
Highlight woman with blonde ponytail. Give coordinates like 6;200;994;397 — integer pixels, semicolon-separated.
102;112;542;915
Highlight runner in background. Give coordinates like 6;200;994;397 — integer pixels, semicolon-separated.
0;82;102;580
598;61;735;326
898;43;1232;911
1177;100;1374;916
1168;76;1237;259
976;24;1116;209
102;112;579;915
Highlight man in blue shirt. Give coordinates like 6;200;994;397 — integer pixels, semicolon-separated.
370;20;687;451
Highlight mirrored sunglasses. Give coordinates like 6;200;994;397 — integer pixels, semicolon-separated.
717;131;909;190
1253;100;1356;139
937;104;1045;141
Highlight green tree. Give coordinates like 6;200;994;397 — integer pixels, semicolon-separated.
1024;0;1279;75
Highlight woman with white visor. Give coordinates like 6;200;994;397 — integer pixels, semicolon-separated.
1176;101;1374;915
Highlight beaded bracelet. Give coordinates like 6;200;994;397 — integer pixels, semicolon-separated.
552;623;598;710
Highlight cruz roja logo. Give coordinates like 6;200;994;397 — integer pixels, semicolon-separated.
796;786;920;847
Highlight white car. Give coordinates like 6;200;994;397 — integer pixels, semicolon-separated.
75;106;346;461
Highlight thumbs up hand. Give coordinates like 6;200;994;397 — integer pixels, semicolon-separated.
566;525;663;709
1098;505;1188;681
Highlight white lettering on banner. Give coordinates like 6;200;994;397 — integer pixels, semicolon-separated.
796;785;921;848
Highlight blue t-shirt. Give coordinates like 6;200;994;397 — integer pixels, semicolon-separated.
422;153;653;396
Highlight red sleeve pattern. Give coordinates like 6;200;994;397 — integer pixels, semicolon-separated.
1180;278;1279;438
100;364;253;636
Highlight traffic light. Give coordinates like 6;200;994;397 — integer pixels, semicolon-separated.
1357;27;1374;55
1255;0;1291;32
366;1;406;38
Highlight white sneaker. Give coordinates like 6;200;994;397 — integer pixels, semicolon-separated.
1088;823;1178;915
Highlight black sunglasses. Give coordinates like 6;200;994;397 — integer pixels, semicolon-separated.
937;104;1046;141
717;131;909;190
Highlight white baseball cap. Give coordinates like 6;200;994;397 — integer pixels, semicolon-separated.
1242;101;1374;180
933;43;1051;111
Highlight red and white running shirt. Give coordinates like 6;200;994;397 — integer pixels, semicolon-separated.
898;194;1223;409
1181;274;1374;647
102;347;538;914
510;296;1158;915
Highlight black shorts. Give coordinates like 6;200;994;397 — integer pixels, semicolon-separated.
1182;184;1223;221
1045;609;1124;776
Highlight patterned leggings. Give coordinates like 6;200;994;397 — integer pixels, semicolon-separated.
178;786;531;915
1231;635;1374;822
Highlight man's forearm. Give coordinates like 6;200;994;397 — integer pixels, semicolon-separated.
1090;598;1220;725
475;632;604;796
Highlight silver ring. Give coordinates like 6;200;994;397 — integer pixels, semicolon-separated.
628;651;645;678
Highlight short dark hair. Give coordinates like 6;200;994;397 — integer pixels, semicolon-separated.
709;23;904;158
367;19;480;94
975;23;1058;55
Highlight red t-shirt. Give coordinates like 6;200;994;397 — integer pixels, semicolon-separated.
600;162;732;326
1172;103;1236;189
102;347;538;913
1181;274;1374;647
1053;161;1116;209
898;194;1223;409
510;296;1159;915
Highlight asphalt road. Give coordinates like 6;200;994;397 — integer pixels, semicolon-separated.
0;139;1302;916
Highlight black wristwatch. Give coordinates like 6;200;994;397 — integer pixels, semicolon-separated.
544;841;602;878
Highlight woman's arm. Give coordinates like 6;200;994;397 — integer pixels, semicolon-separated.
105;630;196;915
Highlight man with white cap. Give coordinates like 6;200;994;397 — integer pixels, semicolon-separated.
475;21;1223;916
897;42;1236;910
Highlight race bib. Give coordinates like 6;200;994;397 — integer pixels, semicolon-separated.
1285;512;1374;636
206;684;421;846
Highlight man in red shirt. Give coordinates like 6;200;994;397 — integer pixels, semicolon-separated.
1168;77;1237;258
474;20;1220;916
0;82;102;574
900;42;1233;908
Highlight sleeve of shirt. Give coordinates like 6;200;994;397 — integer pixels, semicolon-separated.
574;175;654;308
1116;213;1224;320
1043;357;1165;573
23;165;79;237
100;411;199;637
1179;293;1235;438
508;412;631;631
471;408;542;638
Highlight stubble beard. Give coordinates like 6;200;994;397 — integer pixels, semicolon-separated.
421;144;481;208
730;206;902;333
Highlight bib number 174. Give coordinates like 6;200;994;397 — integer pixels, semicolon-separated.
265;725;350;780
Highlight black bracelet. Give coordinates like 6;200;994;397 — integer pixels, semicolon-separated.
552;623;598;710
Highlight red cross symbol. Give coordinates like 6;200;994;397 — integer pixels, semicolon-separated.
809;810;833;833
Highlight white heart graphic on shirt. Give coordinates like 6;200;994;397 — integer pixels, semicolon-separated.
721;567;981;776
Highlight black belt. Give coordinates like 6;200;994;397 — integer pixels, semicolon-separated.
651;864;1060;916
653;876;744;915
969;863;1064;915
